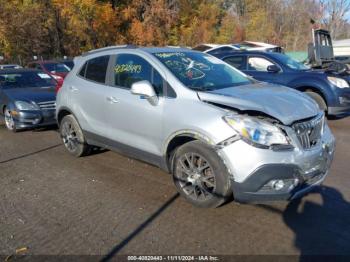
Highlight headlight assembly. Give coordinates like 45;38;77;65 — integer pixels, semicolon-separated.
327;76;349;88
15;101;40;111
223;114;290;148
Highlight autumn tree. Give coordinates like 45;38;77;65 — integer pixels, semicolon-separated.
1;0;350;62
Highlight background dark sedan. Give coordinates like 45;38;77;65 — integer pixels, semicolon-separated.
214;51;350;117
0;69;57;132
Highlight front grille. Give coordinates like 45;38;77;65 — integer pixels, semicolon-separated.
292;113;324;149
37;101;56;110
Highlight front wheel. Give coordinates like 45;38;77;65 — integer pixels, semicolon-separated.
60;114;91;157
4;107;17;132
173;141;232;208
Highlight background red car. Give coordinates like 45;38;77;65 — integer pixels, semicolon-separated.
27;60;71;81
27;61;70;92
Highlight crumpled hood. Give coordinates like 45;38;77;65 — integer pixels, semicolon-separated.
4;86;56;103
197;82;319;125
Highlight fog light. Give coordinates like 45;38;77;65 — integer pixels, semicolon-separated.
272;180;285;191
260;178;299;193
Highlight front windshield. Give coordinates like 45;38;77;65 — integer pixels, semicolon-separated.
0;72;56;89
277;54;310;70
44;63;71;73
153;51;253;91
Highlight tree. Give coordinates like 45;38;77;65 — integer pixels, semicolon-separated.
321;0;350;39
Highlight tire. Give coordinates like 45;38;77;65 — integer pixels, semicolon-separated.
304;91;327;112
3;107;17;132
60;114;91;157
172;140;232;208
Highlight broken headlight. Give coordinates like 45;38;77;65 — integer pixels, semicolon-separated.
223;114;289;148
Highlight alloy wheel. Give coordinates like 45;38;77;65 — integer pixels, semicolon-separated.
175;152;216;201
61;121;79;152
4;109;15;131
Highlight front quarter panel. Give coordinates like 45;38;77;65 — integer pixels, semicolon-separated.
162;96;237;154
0;91;15;115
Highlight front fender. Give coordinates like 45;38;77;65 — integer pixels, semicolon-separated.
2;101;16;114
288;77;335;105
162;129;217;156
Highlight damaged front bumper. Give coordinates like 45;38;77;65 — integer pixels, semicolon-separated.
217;124;335;203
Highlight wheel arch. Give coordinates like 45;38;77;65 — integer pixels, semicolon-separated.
57;107;73;127
2;102;16;114
163;131;216;173
294;85;328;106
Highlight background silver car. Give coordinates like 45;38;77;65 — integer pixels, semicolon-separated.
56;46;335;208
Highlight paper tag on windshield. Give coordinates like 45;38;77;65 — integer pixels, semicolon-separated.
38;73;51;79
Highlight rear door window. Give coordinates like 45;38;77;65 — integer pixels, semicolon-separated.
224;56;247;70
114;54;164;95
85;55;110;84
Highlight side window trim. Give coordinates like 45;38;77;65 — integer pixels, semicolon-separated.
246;55;283;72
77;62;88;78
106;54;117;86
77;55;110;85
110;54;133;91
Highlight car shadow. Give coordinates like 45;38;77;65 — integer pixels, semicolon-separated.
0;144;62;164
327;112;350;121
32;124;58;132
258;186;350;259
101;193;180;261
88;147;109;156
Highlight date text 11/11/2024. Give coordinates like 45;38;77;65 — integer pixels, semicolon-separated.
127;255;219;261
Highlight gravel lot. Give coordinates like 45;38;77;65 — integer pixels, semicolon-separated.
0;117;350;258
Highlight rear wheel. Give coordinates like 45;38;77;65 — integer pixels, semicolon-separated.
173;140;232;208
60;114;91;157
4;107;17;132
304;91;327;112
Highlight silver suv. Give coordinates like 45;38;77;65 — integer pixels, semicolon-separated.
56;46;335;208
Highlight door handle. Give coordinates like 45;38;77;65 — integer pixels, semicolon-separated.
106;96;119;104
69;86;78;92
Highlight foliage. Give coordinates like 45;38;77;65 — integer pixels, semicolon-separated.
0;0;349;63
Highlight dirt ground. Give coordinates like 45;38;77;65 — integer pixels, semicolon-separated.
0;117;350;259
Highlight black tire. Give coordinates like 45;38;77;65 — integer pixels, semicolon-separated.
173;140;232;208
60;114;91;157
304;91;327;112
3;107;17;133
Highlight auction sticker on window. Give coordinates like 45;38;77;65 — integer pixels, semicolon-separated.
115;64;142;74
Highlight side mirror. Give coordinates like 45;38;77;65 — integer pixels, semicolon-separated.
131;80;158;105
267;64;280;73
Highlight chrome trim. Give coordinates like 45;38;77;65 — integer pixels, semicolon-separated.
37;101;56;110
292;113;324;149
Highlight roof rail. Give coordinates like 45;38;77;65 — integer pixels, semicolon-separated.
82;45;138;57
